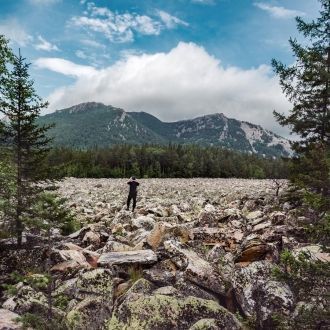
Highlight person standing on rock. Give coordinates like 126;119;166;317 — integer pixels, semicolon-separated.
126;176;139;212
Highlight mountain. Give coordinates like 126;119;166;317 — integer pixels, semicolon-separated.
38;102;292;157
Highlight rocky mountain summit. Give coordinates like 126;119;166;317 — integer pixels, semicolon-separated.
0;178;328;329
38;102;291;157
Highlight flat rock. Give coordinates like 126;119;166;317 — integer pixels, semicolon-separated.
252;221;272;232
0;308;22;330
98;250;157;267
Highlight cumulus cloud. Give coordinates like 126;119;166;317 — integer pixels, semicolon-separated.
156;10;189;29
36;42;291;137
254;2;305;19
0;19;33;46
35;35;59;51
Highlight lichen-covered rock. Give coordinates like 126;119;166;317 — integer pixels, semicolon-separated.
293;245;330;262
132;216;155;231
74;268;114;299
258;280;294;325
164;240;227;296
66;297;112;330
189;318;221;330
233;261;294;326
245;210;263;221
3;285;47;314
107;294;243;330
3;285;64;320
153;286;178;296
143;259;177;286
232;261;272;316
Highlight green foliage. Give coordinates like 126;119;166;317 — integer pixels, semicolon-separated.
38;103;290;158
45;144;288;179
272;249;329;300
54;294;70;310
272;0;330;200
272;249;330;329
17;313;68;330
0;49;53;245
128;265;143;283
29;192;78;236
0;155;16;236
2;283;18;296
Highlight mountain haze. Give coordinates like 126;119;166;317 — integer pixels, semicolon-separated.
38;102;291;157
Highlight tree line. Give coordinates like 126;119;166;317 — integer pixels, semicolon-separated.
46;144;289;179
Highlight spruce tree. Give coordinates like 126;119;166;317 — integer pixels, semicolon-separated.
272;0;330;199
0;50;52;246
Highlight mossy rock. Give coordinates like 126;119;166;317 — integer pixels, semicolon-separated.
106;294;243;329
189;318;219;329
75;268;114;299
66;297;111;330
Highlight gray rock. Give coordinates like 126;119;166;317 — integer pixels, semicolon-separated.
246;210;263;220
98;250;157;267
233;261;294;326
164;240;226;296
0;308;22;330
106;293;243;329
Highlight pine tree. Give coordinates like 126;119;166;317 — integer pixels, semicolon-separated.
272;0;330;198
0;50;53;246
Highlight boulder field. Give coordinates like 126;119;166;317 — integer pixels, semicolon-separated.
0;178;328;329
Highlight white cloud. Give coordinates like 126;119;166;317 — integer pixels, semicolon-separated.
38;42;291;137
35;35;59;51
75;50;88;59
254;2;305;19
34;57;97;77
80;39;105;49
71;2;162;43
28;0;61;5
0;19;33;46
191;0;215;4
156;10;189;29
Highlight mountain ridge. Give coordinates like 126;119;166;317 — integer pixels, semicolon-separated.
39;102;291;157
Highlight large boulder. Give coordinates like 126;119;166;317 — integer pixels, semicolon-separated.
233;261;294;327
50;248;92;273
164;240;227;296
74;268;115;300
66;297;112;330
107;293;243;329
2;284;64;320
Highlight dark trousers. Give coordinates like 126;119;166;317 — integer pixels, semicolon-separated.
127;192;137;210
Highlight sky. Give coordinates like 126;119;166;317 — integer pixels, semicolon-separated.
0;0;320;138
